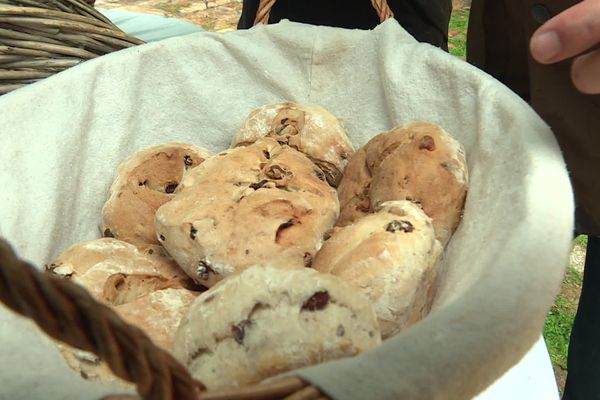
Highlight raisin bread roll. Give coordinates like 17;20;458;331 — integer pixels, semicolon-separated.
338;122;468;245
113;288;197;350
47;238;199;386
335;146;371;225
155;138;339;287
56;288;196;387
101;143;214;246
337;124;421;226
313;201;442;339
173;265;381;389
231;102;354;187
47;238;194;301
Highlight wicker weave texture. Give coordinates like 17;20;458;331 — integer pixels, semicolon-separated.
0;0;143;95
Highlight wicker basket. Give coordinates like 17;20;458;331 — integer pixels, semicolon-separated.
0;2;398;399
0;0;144;95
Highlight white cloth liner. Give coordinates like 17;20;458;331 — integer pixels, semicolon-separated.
0;20;573;399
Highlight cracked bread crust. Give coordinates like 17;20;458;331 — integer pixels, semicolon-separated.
101;143;214;246
231;102;354;187
47;238;199;386
155;138;339;288
173;265;381;389
313;201;443;339
56;288;196;388
46;238;193;301
338;122;468;245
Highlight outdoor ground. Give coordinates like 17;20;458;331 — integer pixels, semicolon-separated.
94;0;584;393
96;0;243;31
547;236;586;393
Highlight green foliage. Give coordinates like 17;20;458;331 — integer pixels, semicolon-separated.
544;293;576;369
543;266;582;373
563;265;583;287
574;235;588;248
448;8;469;59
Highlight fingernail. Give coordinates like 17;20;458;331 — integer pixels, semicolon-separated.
531;31;561;62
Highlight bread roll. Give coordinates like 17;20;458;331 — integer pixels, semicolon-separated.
173;265;381;389
54;344;130;388
335;146;372;225
47;238;199;385
231;102;354;187
313;201;442;338
155;138;339;287
101;143;214;246
114;288;198;350
338;122;468;245
56;288;196;387
46;238;193;302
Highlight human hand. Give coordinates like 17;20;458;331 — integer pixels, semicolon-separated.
530;0;600;94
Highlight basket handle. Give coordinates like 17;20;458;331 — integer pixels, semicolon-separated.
0;239;203;400
0;239;321;400
254;0;394;26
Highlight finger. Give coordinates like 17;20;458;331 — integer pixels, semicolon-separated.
571;49;600;94
530;0;600;64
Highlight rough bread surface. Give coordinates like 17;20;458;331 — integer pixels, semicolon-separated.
101;142;214;246
114;288;198;350
338;122;468;245
56;343;132;389
56;288;196;387
155;138;339;287
47;239;198;385
47;238;192;302
313;201;443;339
173;265;381;389
231;102;354;187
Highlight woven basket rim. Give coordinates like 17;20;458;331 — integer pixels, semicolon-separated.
0;0;143;96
